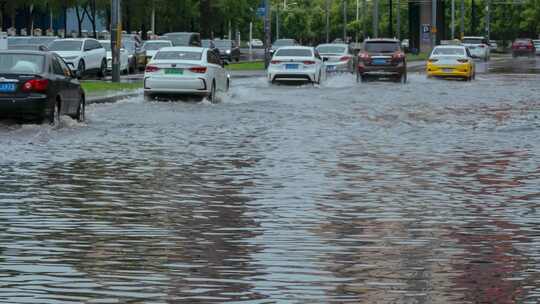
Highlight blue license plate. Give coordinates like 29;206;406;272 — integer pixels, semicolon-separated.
0;83;16;93
326;65;336;71
373;59;387;65
285;64;299;70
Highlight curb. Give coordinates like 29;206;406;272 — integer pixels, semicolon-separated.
87;92;140;105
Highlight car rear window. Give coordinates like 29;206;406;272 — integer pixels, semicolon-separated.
515;39;531;44
275;49;312;57
432;48;465;56
154;51;202;61
0;54;45;74
462;38;485;44
364;42;400;52
317;46;346;54
143;42;171;50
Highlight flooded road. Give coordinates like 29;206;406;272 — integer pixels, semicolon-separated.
1;57;540;303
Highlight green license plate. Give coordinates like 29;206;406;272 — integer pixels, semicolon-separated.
165;68;183;75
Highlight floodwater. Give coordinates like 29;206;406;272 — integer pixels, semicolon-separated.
1;58;540;303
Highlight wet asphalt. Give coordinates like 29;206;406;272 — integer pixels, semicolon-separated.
0;55;539;303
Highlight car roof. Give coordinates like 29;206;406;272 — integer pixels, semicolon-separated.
317;43;348;47
434;45;466;49
0;50;50;56
159;46;204;52
463;36;486;39
143;40;172;44
275;46;313;50
365;38;399;42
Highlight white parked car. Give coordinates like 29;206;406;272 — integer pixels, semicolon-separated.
98;40;129;74
461;36;490;61
141;40;173;62
144;47;230;103
49;38;107;77
249;39;264;48
267;46;326;84
316;43;354;73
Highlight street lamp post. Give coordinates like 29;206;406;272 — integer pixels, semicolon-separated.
396;0;400;40
432;0;437;48
326;0;331;43
460;0;465;39
343;0;347;41
264;0;271;68
373;0;379;38
111;0;121;82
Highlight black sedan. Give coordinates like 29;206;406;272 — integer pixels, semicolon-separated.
214;39;241;62
0;50;85;125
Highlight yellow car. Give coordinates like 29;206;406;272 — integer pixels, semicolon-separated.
426;45;476;80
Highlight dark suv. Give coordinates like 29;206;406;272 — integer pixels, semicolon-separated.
357;38;407;83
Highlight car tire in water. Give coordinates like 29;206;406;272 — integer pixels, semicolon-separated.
77;60;85;79
49;99;61;126
144;92;154;102
76;95;85;122
208;81;217;103
97;59;107;78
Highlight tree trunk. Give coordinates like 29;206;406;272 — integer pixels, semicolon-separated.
63;1;67;34
83;5;96;38
75;6;84;37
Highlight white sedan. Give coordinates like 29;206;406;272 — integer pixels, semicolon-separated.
98;40;129;74
144;47;230;103
267;46;326;84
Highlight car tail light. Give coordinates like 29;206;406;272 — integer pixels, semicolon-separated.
392;52;405;61
479;44;486;48
189;66;207;73
145;65;160;72
303;61;315;65
339;56;351;62
22;79;49;93
457;59;469;63
428;58;439;63
527;43;533;49
359;52;370;61
270;60;282;64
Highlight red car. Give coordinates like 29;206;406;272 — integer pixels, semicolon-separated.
512;39;536;58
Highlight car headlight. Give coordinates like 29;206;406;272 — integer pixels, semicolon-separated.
63;56;78;61
226;50;231;54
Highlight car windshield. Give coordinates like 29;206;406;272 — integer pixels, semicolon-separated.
515;40;531;44
214;40;232;48
100;42;111;51
273;39;295;47
164;34;192;46
317;46;346;54
154;51;202;61
143;42;171;50
0;54;45;74
201;40;212;47
49;40;83;51
433;48;465;56
275;49;312;57
364;41;400;52
463;38;484;44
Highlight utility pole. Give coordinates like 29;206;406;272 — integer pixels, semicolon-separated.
362;0;366;39
373;0;379;38
356;0;359;43
343;0;347;41
264;0;271;68
451;0;455;39
485;0;491;40
460;0;465;39
111;0;121;82
276;5;280;40
432;0;436;48
396;0;400;40
388;0;392;37
326;0;330;43
249;22;253;61
151;0;155;35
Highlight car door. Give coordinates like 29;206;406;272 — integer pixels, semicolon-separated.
92;40;104;69
208;51;225;91
51;56;77;114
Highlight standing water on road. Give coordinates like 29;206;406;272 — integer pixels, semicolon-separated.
1;72;540;303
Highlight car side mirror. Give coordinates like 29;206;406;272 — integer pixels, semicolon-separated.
84;46;92;51
323;57;329;62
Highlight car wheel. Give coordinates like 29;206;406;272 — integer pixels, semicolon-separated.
49;99;61;126
144;92;154;102
76;95;86;122
77;60;85;79
208;81;217;103
401;73;407;84
97;59;106;78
